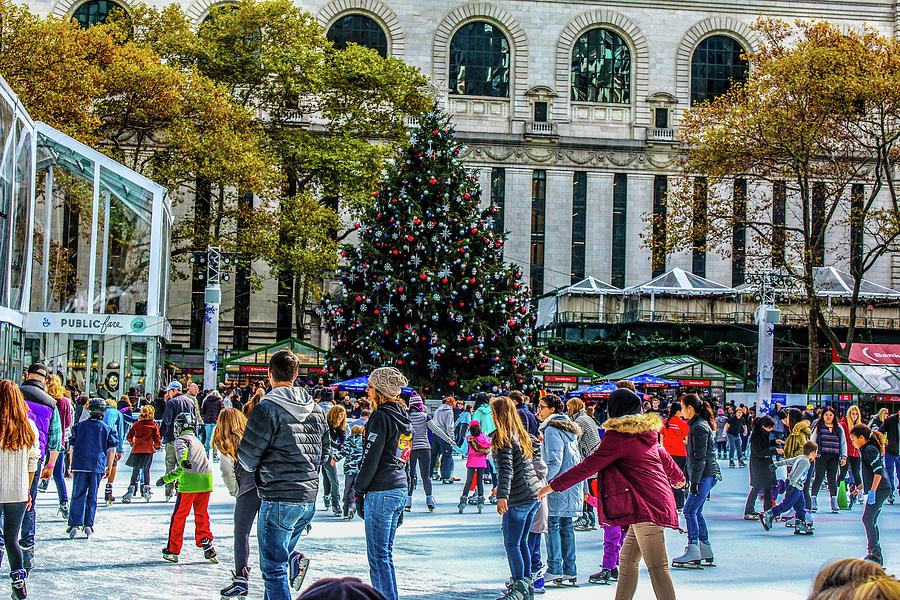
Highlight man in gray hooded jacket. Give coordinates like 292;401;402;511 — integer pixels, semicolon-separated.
238;350;328;600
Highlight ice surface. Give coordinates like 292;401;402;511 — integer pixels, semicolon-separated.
18;452;895;599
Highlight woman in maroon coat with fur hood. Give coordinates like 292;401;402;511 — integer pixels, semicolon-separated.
538;387;685;600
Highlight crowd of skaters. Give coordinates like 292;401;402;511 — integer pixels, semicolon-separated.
1;357;900;600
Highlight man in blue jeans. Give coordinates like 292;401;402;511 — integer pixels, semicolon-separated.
238;350;329;600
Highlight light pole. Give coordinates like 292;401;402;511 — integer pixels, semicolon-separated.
745;271;792;415
190;246;239;391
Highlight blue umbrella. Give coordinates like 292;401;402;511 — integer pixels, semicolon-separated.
567;382;617;399
628;374;679;387
330;375;417;396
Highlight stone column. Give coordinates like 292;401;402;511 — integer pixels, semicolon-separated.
627;173;655;287
544;169;573;291
502;168;533;277
586;172;614;282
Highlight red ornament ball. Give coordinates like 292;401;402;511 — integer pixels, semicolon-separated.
429;178;437;185
419;274;427;280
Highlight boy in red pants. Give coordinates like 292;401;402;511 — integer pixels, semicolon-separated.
156;411;216;563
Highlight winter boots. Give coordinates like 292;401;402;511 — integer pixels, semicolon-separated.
671;543;703;569
221;567;250;598
10;569;26;600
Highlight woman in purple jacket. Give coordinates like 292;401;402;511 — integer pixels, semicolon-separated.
538;387;685;600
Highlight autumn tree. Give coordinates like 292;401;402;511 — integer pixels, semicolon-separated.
667;19;900;384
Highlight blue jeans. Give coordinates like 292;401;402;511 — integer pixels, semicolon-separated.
885;453;900;494
771;486;807;523
53;453;68;504
68;471;102;528
202;423;215;455
726;434;741;461
364;488;406;600
430;438;454;480
683;476;717;543
501;501;540;580
546;516;576;576
257;500;316;600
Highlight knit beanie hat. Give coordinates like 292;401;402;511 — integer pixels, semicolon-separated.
319;387;334;404
607;388;642;419
369;367;408;398
298;577;387;600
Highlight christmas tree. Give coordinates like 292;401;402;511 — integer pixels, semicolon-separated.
320;112;540;395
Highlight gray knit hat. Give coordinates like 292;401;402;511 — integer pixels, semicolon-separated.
368;367;408;398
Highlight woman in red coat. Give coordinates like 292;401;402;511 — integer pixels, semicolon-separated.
538;388;685;600
659;401;690;510
123;405;161;503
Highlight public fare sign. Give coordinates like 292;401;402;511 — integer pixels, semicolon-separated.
679;379;711;387
847;343;900;366
877;395;900;403
24;312;169;338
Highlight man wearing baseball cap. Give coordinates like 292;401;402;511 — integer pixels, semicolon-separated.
0;364;63;571
160;381;200;500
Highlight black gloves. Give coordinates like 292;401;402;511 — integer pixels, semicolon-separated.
156;477;166;487
355;496;365;519
180;459;192;470
690;482;699;496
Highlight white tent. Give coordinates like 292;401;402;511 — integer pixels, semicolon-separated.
535;276;622;329
623;268;736;322
814;267;900;299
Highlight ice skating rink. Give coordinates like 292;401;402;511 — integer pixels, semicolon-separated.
25;454;894;599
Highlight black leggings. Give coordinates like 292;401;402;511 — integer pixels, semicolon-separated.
129;466;151;490
1;502;27;571
811;453;841;498
672;455;688;510
463;467;484;497
839;456;863;489
745;487;774;515
233;492;261;573
408;448;433;496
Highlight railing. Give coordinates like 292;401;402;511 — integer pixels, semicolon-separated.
404;116;419;128
648;127;676;142
525;121;558;136
553;310;900;329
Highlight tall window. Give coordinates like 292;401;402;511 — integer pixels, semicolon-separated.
732;179;747;286
772;181;786;268
690;35;748;106
449;22;510;97
327;14;388;58
611;173;627;288
850;184;864;277
571;28;631;103
72;0;124;28
812;182;826;267
233;191;253;351
530;170;547;295
652;175;668;277
692;177;708;278
571;172;587;283
490;168;506;234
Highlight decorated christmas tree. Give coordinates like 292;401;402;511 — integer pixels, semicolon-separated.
320;112;540;395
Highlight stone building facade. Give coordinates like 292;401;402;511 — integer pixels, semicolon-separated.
27;0;900;357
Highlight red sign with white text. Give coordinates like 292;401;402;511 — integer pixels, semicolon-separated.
847;344;900;366
679;379;711;387
240;365;269;373
545;375;578;383
838;394;853;402
877;395;900;403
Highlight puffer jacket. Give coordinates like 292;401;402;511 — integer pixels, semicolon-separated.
541;414;584;517
161;393;199;444
238;385;328;503
883;413;899;455
356;401;413;494
162;430;213;493
686;415;721;484
784;420;812;459
408;408;431;451
337;433;365;475
530;439;549;535
548;413;685;530
495;434;542;507
472;403;496;437
219;453;256;498
572;409;601;458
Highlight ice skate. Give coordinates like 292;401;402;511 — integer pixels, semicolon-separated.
699;541;716;566
66;526;78;539
545;575;578;588
889;494;895;505
573;515;590;531
588;569;614;585
494;579;529;600
165;489;173;502
759;510;774;531
37;478;49;493
743;512;759;521
141;485;152;502
221;567;249;598
489;494;498;504
728;460;735;468
442;478;454;485
831;496;839;514
289;551;309;591
811;497;818;512
104;483;114;506
84;526;93;538
864;553;884;566
58;502;69;520
476;495;485;513
671;543;703;569
347;507;356;520
426;495;436;511
458;496;467;513
609;567;618;581
162;549;179;563
201;537;218;563
122;486;134;504
794;520;814;535
10;569;27;600
405;495;412;512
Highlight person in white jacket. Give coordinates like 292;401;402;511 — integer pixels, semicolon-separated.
0;380;41;600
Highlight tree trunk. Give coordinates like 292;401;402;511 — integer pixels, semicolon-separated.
807;306;820;388
293;275;309;341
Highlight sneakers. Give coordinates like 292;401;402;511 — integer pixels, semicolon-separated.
289;551;309;591
221;567;250;598
201;537;218;563
10;569;26;600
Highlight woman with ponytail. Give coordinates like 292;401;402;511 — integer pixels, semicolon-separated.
849;424;891;566
659;401;689;510
672;394;721;569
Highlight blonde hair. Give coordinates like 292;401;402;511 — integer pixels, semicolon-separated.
119;395;131;408
809;559;899;600
846;405;863;429
212;408;247;461
327;405;347;430
351;425;365;435
46;374;66;401
369;387;405;411
490;396;533;458
243;388;264;416
567;397;585;418
139;405;155;420
106;399;117;409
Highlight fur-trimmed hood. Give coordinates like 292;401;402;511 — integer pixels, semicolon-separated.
791;420;812;436
540;414;582;438
603;413;663;447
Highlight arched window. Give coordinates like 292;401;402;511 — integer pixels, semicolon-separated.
72;0;125;28
449;22;510;98
327;15;388;58
571;28;631;103
690;35;748;105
